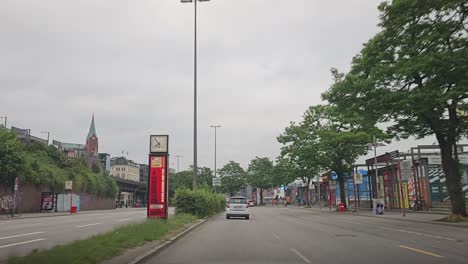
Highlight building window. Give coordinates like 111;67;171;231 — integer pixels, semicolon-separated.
122;173;125;178
116;173;120;177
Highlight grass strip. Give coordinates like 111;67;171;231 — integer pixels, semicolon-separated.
7;213;198;264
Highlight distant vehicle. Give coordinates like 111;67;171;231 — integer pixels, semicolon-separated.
226;196;249;220
247;200;254;207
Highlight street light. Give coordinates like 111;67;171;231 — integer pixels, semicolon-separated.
210;125;221;178
369;136;386;201
41;131;50;145
181;0;211;189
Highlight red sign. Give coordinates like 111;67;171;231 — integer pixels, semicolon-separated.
148;155;168;219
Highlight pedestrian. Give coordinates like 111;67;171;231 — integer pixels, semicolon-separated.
376;203;383;215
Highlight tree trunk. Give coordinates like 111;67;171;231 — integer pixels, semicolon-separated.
338;173;347;208
304;184;310;206
436;133;466;216
260;188;264;205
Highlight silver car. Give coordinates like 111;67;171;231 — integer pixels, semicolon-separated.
225;196;250;220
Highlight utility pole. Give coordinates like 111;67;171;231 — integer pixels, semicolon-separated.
210;125;221;178
181;0;211;189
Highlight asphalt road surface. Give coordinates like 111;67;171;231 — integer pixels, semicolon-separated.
143;206;468;264
0;208;155;261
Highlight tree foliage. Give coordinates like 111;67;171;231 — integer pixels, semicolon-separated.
0;128;24;187
0;129;117;197
278;105;375;205
219;161;247;196
247;157;274;205
323;0;468;216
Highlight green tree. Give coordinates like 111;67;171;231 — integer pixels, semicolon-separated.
323;0;468;216
272;157;297;188
219;161;247;196
278;105;374;206
169;170;193;200
198;167;214;188
247;157;274;205
0;128;24;187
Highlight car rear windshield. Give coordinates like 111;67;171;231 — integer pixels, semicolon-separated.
229;198;247;204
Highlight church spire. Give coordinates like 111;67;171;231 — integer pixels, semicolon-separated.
87;113;97;139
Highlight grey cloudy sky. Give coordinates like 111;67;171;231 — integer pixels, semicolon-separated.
1;0;457;171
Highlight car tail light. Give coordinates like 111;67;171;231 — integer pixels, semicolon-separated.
246;204;249;208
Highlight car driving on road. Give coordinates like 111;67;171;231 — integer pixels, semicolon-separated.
226;196;249;220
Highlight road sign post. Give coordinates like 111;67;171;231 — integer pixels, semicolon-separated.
65;181;73;213
148;135;169;219
12;177;19;217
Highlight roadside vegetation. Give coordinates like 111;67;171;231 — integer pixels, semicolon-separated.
174;188;225;217
0;128;117;197
7;213;197;264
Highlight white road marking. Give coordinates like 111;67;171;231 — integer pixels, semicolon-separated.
116;218;131;222
290;248;311;264
76;223;101;228
272;233;280;240
0;239;46;249
0;232;45;240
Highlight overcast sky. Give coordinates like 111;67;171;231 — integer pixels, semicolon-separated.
2;0;462;171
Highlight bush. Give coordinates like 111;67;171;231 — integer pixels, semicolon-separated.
174;188;225;217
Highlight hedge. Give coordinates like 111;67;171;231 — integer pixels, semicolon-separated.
174;188;225;217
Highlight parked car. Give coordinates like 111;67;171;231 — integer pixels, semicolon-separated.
247;200;255;207
226;196;249;220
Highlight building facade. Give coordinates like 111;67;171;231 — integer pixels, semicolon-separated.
110;157;140;182
98;153;111;173
86;114;98;158
139;164;149;183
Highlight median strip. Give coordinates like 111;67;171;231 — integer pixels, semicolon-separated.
6;214;197;264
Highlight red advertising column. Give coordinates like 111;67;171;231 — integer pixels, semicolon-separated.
148;155;168;219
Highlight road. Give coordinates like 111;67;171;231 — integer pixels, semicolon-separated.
0;208;153;261
143;206;468;264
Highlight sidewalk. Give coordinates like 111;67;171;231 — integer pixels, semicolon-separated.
291;205;468;228
0;207;146;220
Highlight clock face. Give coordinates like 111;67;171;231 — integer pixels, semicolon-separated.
150;135;168;153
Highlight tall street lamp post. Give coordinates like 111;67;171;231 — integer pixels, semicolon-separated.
210;125;221;178
181;0;211;189
370;136;386;203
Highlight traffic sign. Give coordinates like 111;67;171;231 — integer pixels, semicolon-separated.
212;177;221;187
354;173;363;184
65;181;73;190
331;171;338;180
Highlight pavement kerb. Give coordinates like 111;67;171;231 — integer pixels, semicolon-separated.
129;218;208;264
294;207;468;229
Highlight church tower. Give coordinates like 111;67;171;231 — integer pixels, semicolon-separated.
86;114;98;157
